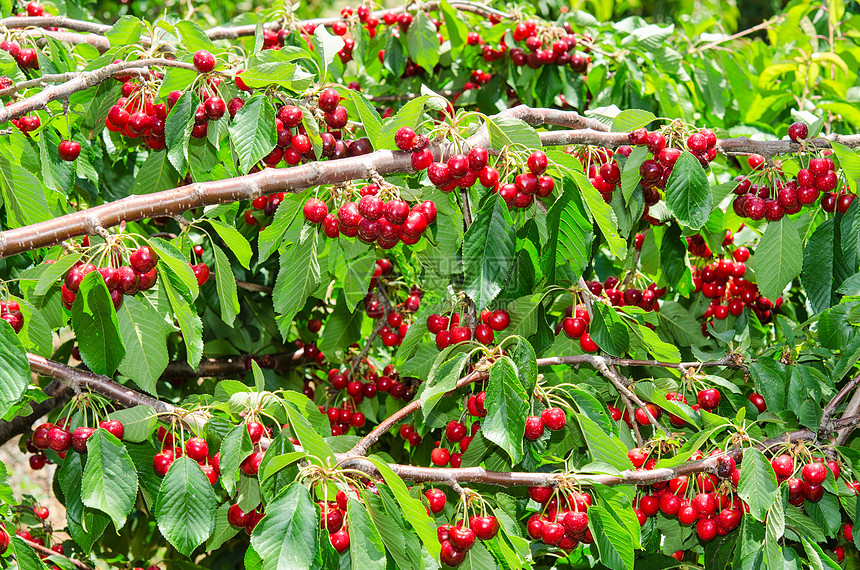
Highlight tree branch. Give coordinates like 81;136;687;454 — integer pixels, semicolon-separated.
20;537;93;570
159;351;301;380
0;58;195;125
0;381;71;446
819;371;860;439
3;105;850;260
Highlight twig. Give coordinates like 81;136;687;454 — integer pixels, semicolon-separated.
687;15;784;55
0;381;71;446
236;280;274;294
20;537;93;570
820;371;860;439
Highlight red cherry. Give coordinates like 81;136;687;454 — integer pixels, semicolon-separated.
527;151;548;174
524;416;544;440
771;454;794;479
802;462;827;486
99;419;124;440
193;50;216;73
129;246;158;273
440;540;466;567
330;529;350;554
541;407;566;431
192;263;210;285
185;437;209;462
449;525;476;551
469;515;499;540
430;447;450;466
425;488;447;513
33;505;49;520
58;140;81;161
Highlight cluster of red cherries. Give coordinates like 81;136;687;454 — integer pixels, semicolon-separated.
243;192;287;228
524;406;567;441
470;20;590;74
689;243;781;330
0;300;24;333
572;146;628;203
631;127;718;210
303;185;437;248
733;150;855;222
60;245;159;311
0;0;43;71
429;418;482;469
152;425;225;485
227;501;265;537
525;488;593;553
557;303;597;353
30;417;124;457
426;308;510;350
435;509;500;567
496;151;556;209
629;448;741;545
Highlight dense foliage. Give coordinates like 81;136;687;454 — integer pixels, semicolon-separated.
0;0;858;569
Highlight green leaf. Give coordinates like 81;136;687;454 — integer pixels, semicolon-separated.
573;170;627;258
229;95;277;174
749;358;788;414
165;90;196;174
463;194;517;310
0;319;30;418
347;500;387;570
72;272;125;376
273;233;320;338
162;265;203;368
406;11;440;72
312;24;344;74
801;535;842;570
250;482;318;570
831;142;860;194
575;413;632;471
590;301;630;357
150;238;199;299
284;398;336;466
483;358;529;463
238;62;315;91
108;405;157;443
749;217;802;301
82;429;138;529
155;456;217;557
419;352;469;422
347;90;384;152
117;295;171;395
257;191;306;262
802;218;835;313
621;145;650;202
219;424;254;497
0;150;52;227
589;505;635;570
737;448;778;521
10;536;48;570
486;116;541;150
208;218;253;269
34;253;81;296
58;453;110;552
660;223;690;289
543;185;592;278
318;293;362;364
611;109;656;132
364;456;440;560
212;244;240;326
175;20;216;52
664;151;711;230
106;15;142;45
130;150;179;194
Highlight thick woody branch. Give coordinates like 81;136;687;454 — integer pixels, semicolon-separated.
0;58;194;125
350;353;740;456
3;1;508;42
345;428;816;488
159;351;301;380
820;371;860;439
20;537;93;570
0;381;71;446
28;354;179;416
